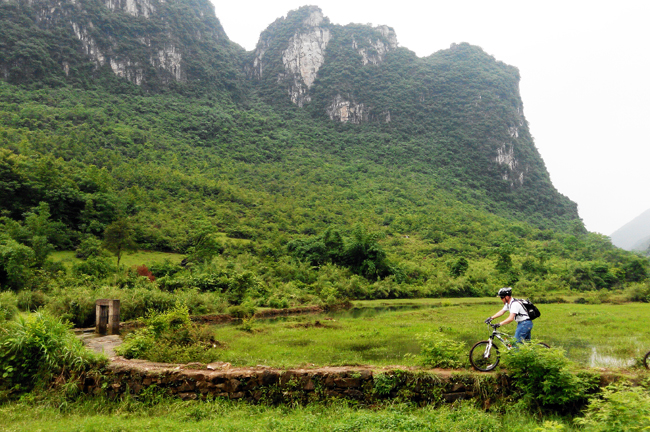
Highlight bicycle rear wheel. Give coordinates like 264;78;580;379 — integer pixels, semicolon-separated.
469;340;500;372
536;342;550;348
644;350;650;369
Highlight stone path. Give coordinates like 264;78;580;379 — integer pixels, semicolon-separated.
76;329;123;357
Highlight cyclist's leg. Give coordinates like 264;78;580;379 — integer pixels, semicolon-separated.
514;320;532;344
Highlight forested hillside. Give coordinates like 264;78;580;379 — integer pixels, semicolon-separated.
1;0;648;325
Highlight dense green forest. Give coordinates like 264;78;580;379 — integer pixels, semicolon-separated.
1;0;648;327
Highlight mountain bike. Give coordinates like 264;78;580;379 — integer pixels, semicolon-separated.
469;323;550;372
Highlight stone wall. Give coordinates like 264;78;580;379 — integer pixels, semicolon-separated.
82;360;508;406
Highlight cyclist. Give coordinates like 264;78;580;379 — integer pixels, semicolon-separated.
484;287;532;343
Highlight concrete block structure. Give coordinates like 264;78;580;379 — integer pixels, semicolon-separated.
96;299;120;335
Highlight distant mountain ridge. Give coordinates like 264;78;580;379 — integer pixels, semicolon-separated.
610;208;650;252
0;0;579;229
2;0;649;300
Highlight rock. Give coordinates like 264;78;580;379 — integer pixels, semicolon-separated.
179;392;197;401
178;382;195;392
207;362;231;370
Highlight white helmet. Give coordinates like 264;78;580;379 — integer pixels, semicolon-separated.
497;287;512;298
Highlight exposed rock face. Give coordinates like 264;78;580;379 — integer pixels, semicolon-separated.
110;57;145;85
494;101;529;186
104;0;156;18
1;0;234;88
250;6;398;114
495;122;530;188
327;95;367;124
281;22;331;106
71;21;106;67
153;44;184;82
326;95;392;124
353;25;398;66
250;7;332;107
268;8;332;107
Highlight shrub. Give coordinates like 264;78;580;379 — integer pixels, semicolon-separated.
45;286;96;327
0;311;106;395
71;256;114;279
417;332;466;369
0;291;18;322
0;237;35;290
135;265;155;282
503;344;599;412
16;290;47;312
448;257;469;277
228;302;256;319
148;259;183;278
575;384;650;431
116;303;221;363
75;236;105;259
626;282;650;302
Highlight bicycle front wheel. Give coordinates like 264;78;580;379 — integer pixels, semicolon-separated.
644;351;650;369
469;340;500;372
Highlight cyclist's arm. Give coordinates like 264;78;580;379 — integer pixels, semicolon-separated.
489;310;507;320
500;312;516;326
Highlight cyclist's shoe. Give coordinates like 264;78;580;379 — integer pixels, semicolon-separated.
484;317;492;324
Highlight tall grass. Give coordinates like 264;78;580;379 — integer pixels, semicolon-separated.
0;396;578;431
0;311;106;396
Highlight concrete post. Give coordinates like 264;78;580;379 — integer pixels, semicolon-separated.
96;299;120;335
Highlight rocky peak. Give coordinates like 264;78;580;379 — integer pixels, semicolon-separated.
352;25;398;66
249;6;401;116
104;0;157;18
0;0;238;89
250;6;331;107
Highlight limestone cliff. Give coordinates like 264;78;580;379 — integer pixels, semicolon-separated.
279;9;331;107
248;6;398;113
249;6;332;108
0;1;579;220
0;0;243;90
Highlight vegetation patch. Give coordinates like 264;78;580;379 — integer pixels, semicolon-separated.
0;311;106;398
503;344;600;413
115;303;222;364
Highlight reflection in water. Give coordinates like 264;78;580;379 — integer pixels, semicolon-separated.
262;304;436;324
588;347;635;368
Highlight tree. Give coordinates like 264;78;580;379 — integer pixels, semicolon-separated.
103;218;137;267
448;256;469;277
494;246;513;274
0;236;35;290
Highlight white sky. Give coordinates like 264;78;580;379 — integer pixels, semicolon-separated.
211;0;650;235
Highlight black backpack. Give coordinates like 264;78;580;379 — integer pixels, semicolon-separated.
515;298;541;320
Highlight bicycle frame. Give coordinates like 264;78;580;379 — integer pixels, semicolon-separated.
491;326;514;348
471;323;548;371
483;324;513;357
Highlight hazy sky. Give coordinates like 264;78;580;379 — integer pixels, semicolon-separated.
211;0;650;235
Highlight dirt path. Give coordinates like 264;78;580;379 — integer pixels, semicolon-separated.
107;356;458;380
75;330;457;377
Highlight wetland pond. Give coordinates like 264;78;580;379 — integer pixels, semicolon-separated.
211;299;650;369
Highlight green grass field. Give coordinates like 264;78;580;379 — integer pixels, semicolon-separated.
0;396;575;432
4;298;650;431
205;299;650;370
50;250;185;269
